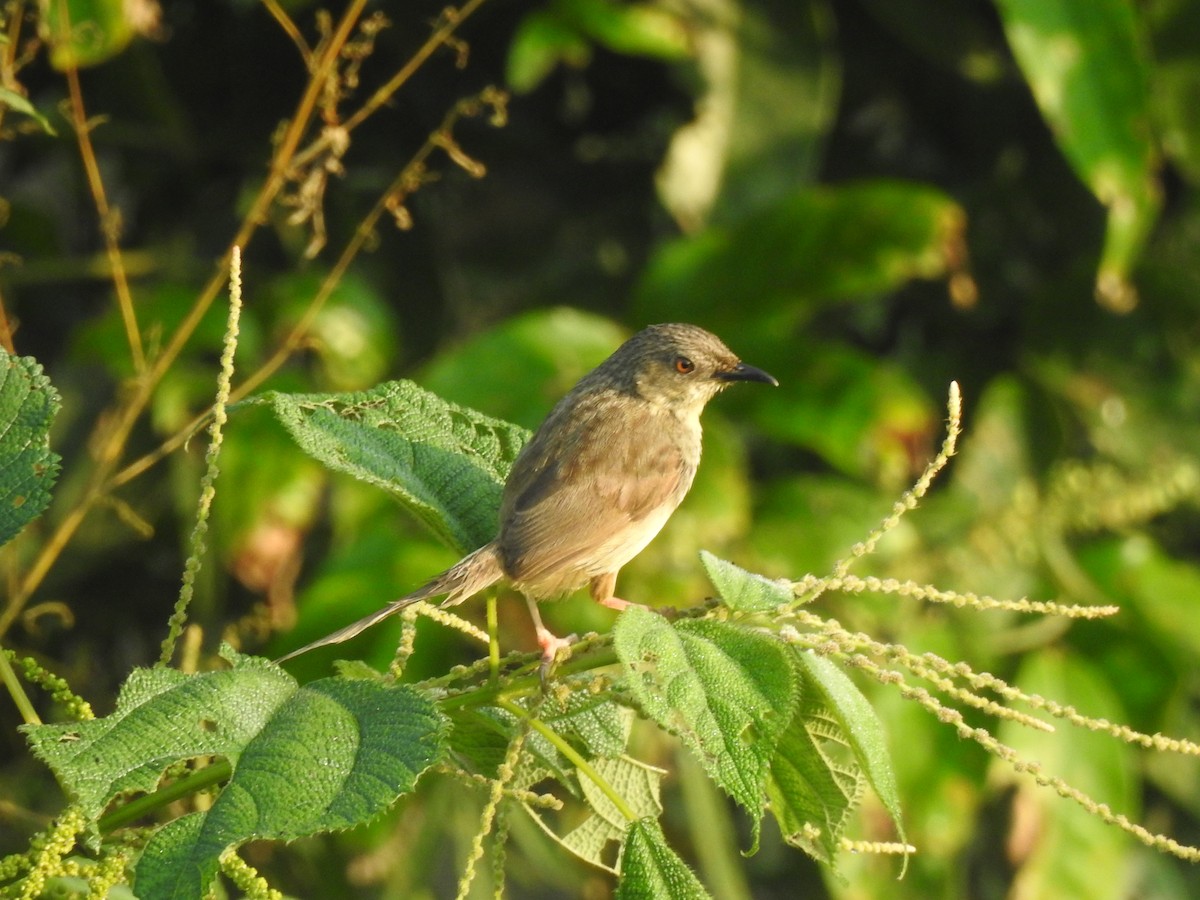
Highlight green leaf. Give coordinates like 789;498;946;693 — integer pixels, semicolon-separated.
447;707;518;780
0;87;57;134
995;652;1135;899
40;0;139;69
683;2;840;228
22;650;445;898
420;307;625;429
517;692;635;784
995;0;1159;309
249;380;530;553
793;651;905;850
0;350;62;548
1077;534;1200;660
614;609;798;842
766;692;865;867
561;758;665;872
751;475;901;577
699;551;792;613
635;180;968;332
506;0;688;93
566;0;690;61
265;271;399;391
516;742;662;875
616;819;712;900
541;692;633;760
507;10;593;93
746;341;936;486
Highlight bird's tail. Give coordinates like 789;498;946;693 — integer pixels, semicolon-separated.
276;541;504;662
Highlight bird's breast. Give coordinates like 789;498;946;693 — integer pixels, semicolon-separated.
496;396;701;597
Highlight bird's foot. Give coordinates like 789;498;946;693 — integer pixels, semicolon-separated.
536;626;575;683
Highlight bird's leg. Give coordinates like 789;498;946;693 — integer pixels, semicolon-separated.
589;572;647;611
523;594;572;677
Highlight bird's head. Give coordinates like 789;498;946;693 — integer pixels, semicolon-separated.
599;323;777;415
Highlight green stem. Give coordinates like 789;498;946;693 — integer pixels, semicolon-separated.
98;759;232;834
436;644;619;710
0;647;40;725
487;595;499;683
493;698;637;823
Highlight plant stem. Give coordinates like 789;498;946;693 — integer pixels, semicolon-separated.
98;759;232;834
493;698;638;823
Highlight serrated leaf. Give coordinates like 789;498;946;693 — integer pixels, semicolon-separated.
540;692;633;761
447;707;513;779
23;650;445;898
249;380;530;552
561;757;666;872
794;651;905;850
0;350;62;547
699;551;792;612
516;751;662;874
616;819;712;900
995;0;1159;309
614;609;797;842
766;694;865;867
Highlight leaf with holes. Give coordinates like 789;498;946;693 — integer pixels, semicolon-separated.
767;691;865;867
520;755;665;874
794;651;905;855
22;649;445;899
250;380;530;552
614;608;798;845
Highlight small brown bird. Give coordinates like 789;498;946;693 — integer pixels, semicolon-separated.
279;323;777;664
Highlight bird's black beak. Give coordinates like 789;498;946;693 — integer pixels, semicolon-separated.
716;361;779;387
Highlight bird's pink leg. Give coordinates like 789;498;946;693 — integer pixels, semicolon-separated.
523;595;572;667
589;572;646;611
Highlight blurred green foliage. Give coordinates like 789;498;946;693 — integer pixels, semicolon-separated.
3;0;1200;897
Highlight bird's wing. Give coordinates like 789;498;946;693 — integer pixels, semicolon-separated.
499;411;694;587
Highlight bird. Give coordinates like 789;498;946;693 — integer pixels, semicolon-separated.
278;323;777;665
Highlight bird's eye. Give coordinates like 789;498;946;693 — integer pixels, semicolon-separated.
674;356;695;375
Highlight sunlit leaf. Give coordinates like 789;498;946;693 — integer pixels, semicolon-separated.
421;307;625;429
995;652;1135;899
562;758;665;872
995;0;1159;310
767;692;865;867
506;0;688;94
746;341;936;486
23;649;445;898
794;651;905;850
249;380;529;552
507;10;592;93
699;550;792;613
616;819;712;900
614;609;797;843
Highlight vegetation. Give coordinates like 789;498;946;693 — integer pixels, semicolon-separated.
3;0;1200;897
